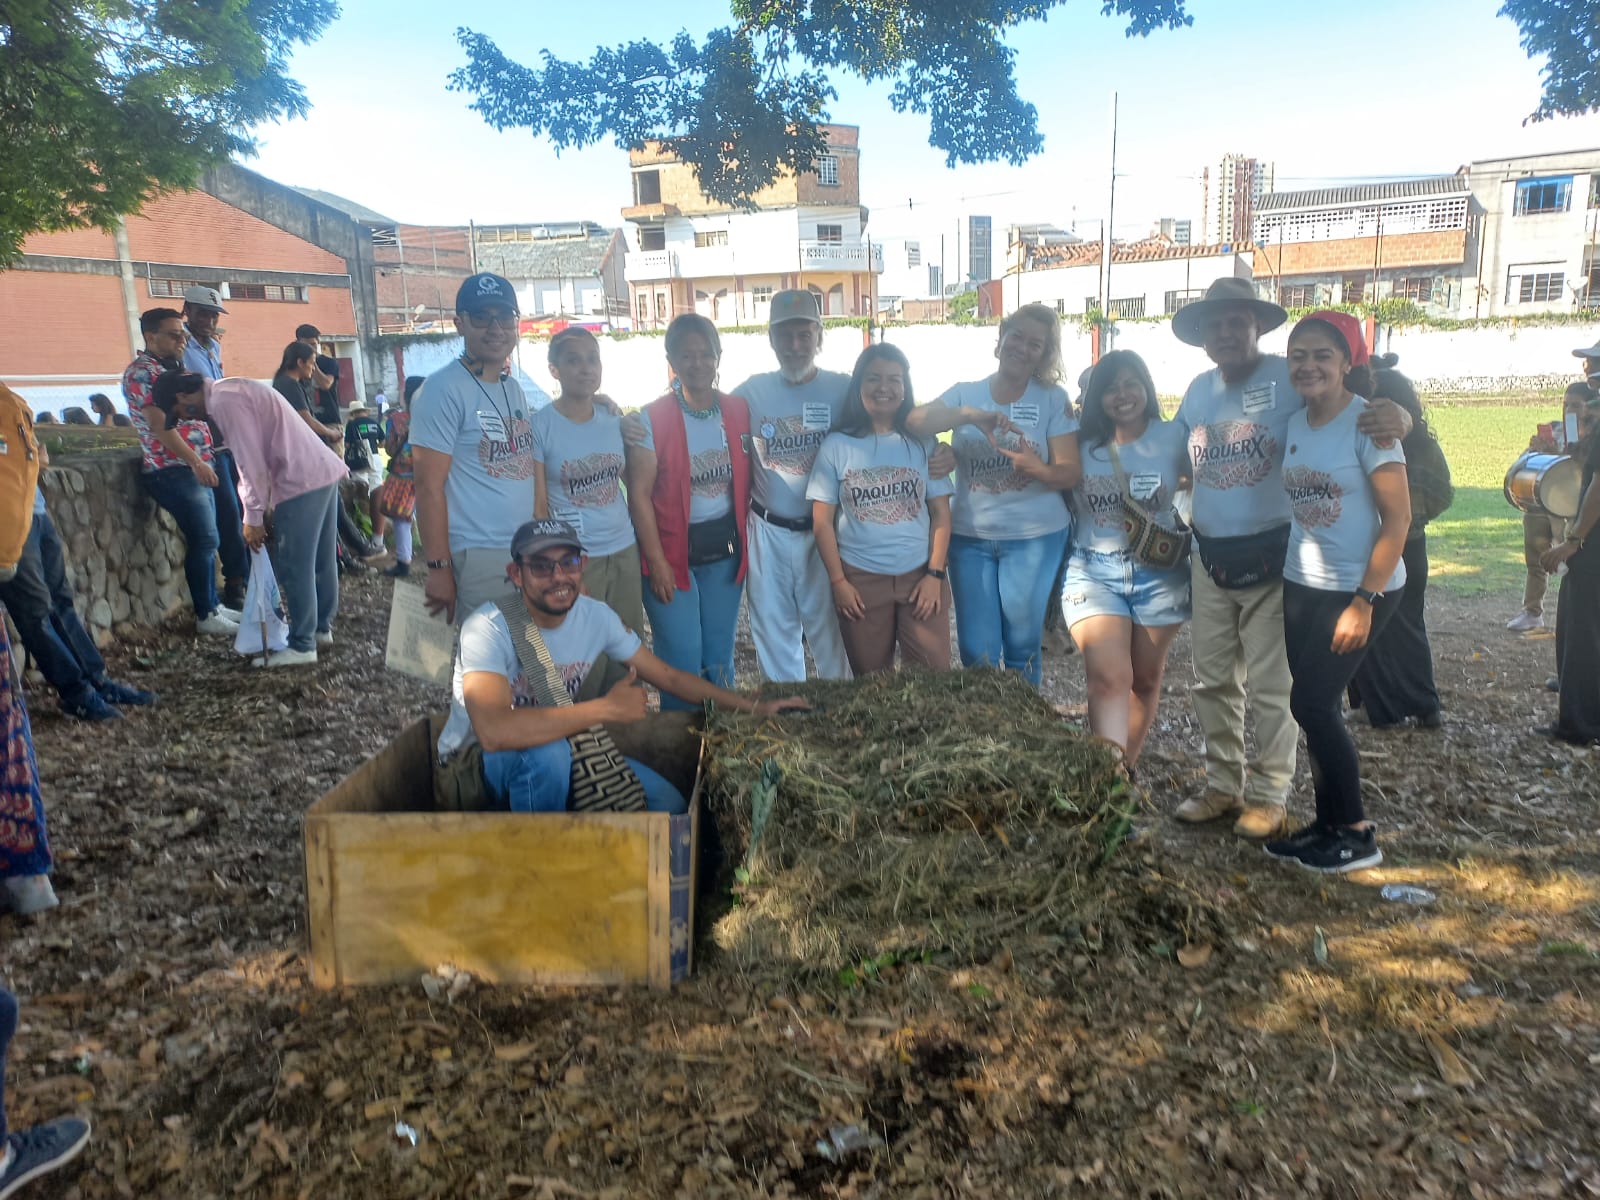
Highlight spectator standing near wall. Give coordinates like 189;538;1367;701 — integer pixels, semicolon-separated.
180;286;249;611
411;274;537;623
119;309;239;637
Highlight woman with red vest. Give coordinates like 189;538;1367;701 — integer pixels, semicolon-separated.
625;314;752;709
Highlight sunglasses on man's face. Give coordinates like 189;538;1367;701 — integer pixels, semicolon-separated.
519;552;583;579
465;310;518;330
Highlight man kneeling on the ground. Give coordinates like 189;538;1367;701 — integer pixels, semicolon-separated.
438;519;808;812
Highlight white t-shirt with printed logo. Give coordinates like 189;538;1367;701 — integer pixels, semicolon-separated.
1174;355;1301;539
1282;397;1407;593
733;369;850;520
636;407;734;523
410;361;537;555
531;404;634;556
1070;420;1190;555
935;379;1075;540
807;431;953;576
438;596;643;758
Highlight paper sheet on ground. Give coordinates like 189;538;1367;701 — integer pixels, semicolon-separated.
385;581;455;685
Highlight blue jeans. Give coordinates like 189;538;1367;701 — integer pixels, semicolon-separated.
269;484;340;652
0;512;106;706
143;466;221;619
948;527;1070;686
641;556;743;711
211;449;251;589
482;738;686;813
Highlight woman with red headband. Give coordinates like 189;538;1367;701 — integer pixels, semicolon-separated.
1264;311;1410;874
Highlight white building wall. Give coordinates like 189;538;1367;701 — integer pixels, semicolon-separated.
1465;151;1600;318
1005;254;1249;319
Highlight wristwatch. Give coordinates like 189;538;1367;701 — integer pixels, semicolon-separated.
925;567;948;580
425;557;452;571
1354;586;1383;606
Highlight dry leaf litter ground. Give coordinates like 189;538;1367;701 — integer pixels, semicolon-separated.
4;573;1598;1199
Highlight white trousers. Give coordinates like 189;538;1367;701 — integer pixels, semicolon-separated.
745;512;851;682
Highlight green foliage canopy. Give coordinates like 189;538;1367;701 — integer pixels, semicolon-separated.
0;0;339;263
1500;0;1600;120
449;1;1192;206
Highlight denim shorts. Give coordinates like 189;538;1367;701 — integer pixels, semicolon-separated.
1061;548;1192;628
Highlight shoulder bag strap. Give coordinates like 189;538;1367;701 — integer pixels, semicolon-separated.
493;601;646;812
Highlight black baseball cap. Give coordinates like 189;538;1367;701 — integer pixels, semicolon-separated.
456;272;520;316
510;519;585;561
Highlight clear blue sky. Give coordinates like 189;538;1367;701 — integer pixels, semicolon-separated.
250;0;1600;250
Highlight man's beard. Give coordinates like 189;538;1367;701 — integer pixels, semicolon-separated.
778;361;816;384
525;584;578;616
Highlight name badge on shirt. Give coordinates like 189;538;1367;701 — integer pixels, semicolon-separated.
1129;472;1162;501
802;402;831;431
1010;402;1041;427
1241;383;1275;415
476;410;508;440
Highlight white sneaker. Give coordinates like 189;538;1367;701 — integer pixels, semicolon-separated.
4;874;59;915
217;604;243;622
197;612;240;636
316;630;334;646
1506;610;1545;632
251;647;318;668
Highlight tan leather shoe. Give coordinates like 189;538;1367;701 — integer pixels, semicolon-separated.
1233;803;1288;839
1175;790;1244;824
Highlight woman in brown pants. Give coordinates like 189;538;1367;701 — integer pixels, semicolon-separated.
807;344;953;675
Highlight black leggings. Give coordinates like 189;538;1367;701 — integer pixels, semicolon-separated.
1283;580;1402;827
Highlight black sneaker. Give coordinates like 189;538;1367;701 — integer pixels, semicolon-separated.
1263;822;1326;862
96;679;155;707
1291;826;1383;874
383;561;410;578
0;1116;90;1199
60;692;122;722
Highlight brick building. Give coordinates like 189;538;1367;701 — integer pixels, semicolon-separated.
623;123;884;328
1251;176;1470;313
1;163;377;415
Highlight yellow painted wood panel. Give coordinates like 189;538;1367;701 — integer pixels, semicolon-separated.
323;812;661;987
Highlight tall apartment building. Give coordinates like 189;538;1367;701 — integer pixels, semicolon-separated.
1201;154;1275;246
621;123;883;329
968;215;993;284
1157;218;1192;246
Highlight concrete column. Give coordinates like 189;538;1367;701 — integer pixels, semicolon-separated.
113;216;140;358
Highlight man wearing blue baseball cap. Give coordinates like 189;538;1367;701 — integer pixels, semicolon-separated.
437;518;808;812
410;272;538;622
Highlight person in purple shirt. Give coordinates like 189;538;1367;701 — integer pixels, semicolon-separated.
151;373;349;668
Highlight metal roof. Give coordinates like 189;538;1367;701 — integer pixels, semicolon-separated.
1257;175;1468;213
472;231;619;280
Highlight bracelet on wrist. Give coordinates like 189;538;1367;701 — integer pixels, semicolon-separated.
425;557;452;571
925;567;947;580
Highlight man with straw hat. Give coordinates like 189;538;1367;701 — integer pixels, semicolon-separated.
1169;278;1409;839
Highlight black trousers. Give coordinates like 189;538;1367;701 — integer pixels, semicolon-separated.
1555;540;1600;742
1283;580;1402;827
1349;535;1440;725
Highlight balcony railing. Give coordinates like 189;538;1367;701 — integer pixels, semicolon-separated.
624;250;678;282
799;241;884;273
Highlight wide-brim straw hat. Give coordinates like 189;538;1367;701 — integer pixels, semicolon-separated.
1172;277;1288;347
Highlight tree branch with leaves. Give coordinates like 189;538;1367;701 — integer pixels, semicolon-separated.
449;1;1192;206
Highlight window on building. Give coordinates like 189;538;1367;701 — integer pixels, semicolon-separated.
1508;268;1565;304
1084;296;1099;313
1054;299;1066;316
1278;284;1318;308
637;294;650;324
1342;277;1366;305
906;241;921;268
1590;176;1600;210
639;228;665;252
634;170;661;206
147;278;208;298
694;229;729;248
370;226;399;248
1514;177;1573;216
751;285;774;304
1163;289;1204;314
1107;297;1145;319
817;155;840;187
1393;277;1434;303
815;224;843;244
226;283;306;302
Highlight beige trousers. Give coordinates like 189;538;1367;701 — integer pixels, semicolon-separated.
1188;555;1297;806
452;547;520;624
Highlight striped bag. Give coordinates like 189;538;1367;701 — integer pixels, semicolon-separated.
494;601;646;812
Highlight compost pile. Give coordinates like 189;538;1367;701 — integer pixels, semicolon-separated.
704;669;1224;981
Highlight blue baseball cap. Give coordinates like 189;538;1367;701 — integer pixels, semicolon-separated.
455;272;519;316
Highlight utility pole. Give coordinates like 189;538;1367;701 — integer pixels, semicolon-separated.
1099;91;1118;319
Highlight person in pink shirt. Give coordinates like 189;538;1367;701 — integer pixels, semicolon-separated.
150;373;348;668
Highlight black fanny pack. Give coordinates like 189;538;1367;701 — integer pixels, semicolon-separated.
1194;523;1290;590
687;511;739;566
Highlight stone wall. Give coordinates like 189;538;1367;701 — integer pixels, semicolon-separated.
40;449;191;646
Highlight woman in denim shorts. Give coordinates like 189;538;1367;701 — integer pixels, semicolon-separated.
1062;351;1192;769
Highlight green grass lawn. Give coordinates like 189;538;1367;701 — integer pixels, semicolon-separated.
1426;400;1562;596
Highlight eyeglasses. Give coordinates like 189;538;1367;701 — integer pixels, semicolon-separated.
519;552;583;579
465;311;518;330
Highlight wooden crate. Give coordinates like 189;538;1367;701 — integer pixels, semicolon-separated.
304;712;702;990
